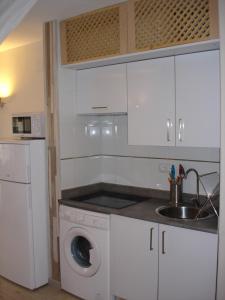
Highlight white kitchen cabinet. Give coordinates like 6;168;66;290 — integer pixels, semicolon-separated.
110;215;158;300
175;50;220;148
127;50;220;148
76;64;127;114
111;215;218;300
158;224;218;300
128;57;175;146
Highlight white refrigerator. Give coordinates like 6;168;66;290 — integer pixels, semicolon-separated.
0;139;49;289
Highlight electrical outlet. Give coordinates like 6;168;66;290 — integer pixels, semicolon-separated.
159;163;171;173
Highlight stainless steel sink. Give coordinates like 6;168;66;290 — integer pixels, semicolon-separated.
156;206;211;220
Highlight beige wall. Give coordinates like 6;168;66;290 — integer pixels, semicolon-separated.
0;41;44;137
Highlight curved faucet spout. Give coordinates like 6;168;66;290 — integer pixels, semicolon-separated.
185;168;200;207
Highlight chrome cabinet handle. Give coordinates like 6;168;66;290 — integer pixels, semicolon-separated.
91;106;108;109
166;119;173;142
150;227;154;251
166;119;170;142
162;231;166;254
178;118;184;142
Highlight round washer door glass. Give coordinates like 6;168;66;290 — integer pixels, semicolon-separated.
64;227;101;277
71;236;92;267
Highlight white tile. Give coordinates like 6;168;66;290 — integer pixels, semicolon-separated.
128;158;151;188
114;156;134;186
99;156;219;195
73;116;101;157
61;154;219;193
60;159;77;190
75;156;102;187
115;157;168;190
140;158;168;190
101;156;116;183
113;115;129;156
100;116;117;155
60;156;101;189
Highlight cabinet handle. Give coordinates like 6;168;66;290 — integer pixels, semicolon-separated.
178;118;184;142
162;231;166;254
166;119;171;142
91;106;108;109
150;227;154;251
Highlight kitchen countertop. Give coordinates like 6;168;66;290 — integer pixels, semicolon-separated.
60;183;218;234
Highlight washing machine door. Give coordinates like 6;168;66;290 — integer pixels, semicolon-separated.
64;227;101;277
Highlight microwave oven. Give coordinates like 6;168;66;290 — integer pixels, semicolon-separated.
12;112;45;138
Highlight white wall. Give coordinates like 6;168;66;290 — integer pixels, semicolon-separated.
58;67;219;195
0;41;44;137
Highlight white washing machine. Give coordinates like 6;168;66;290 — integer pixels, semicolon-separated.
59;205;110;300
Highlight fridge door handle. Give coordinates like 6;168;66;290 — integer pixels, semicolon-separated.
0;182;2;205
27;185;32;210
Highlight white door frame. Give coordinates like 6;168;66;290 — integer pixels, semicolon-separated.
217;0;225;299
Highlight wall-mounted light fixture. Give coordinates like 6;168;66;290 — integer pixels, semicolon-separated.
0;83;12;108
0;96;6;108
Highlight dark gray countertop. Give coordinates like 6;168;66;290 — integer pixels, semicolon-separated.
60;183;218;234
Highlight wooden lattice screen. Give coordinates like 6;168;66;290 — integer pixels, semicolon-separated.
60;4;127;64
128;0;218;52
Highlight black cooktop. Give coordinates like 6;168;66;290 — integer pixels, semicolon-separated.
69;191;148;209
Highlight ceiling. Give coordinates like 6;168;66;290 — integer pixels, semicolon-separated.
0;0;125;52
0;0;15;13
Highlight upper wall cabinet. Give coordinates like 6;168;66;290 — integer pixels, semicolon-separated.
128;57;175;146
128;0;218;53
60;3;127;64
76;64;127;114
60;0;218;65
175;50;220;148
128;50;220;148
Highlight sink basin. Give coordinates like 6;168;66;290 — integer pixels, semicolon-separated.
156;206;210;220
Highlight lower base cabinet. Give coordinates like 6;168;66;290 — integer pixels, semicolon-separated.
110;215;158;300
110;215;218;300
158;224;218;300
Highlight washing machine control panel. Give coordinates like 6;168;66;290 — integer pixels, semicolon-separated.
60;205;109;230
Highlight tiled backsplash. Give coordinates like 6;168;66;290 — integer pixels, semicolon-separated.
58;67;220;195
101;155;219;194
61;155;219;195
61;156;102;189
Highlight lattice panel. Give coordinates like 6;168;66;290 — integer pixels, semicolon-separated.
132;0;218;51
61;6;123;64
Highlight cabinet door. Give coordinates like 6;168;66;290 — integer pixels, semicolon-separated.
60;3;127;64
176;50;220;147
128;57;175;146
77;64;127;114
0;181;35;289
0;144;30;183
128;0;218;53
110;215;158;300
158;225;218;300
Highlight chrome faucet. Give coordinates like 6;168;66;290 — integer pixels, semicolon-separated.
185;168;200;207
